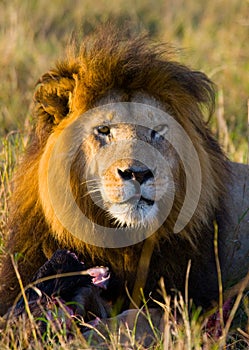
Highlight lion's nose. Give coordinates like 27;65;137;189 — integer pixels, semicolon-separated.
117;167;153;184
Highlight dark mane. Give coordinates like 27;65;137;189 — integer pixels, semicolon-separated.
0;23;230;314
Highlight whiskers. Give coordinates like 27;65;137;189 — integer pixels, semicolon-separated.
78;177;169;230
80;178;104;206
80;178;101;187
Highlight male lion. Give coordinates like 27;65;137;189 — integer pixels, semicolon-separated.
0;24;248;317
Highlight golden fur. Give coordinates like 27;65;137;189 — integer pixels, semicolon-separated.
0;24;231;315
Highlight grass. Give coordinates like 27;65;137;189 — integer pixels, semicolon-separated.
0;0;249;348
2;143;248;349
0;269;248;349
0;0;248;161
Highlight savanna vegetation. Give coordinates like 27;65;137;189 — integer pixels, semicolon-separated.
0;0;248;348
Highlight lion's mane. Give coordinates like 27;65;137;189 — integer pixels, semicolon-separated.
0;24;229;314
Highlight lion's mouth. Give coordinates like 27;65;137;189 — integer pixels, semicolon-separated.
106;195;158;228
119;195;155;209
138;196;154;206
100;178;159;227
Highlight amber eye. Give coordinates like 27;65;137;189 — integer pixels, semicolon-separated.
151;124;168;140
97;125;111;135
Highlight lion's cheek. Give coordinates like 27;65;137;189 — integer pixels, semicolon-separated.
100;180;139;204
140;181;156;201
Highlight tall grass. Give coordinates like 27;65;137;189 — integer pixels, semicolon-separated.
0;274;248;349
0;0;248;160
0;0;249;348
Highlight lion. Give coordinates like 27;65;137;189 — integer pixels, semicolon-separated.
0;24;248;317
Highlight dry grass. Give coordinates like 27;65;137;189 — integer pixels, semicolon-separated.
1;139;248;348
0;0;249;348
0;268;248;349
0;0;248;160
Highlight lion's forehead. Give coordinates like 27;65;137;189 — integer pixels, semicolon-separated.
95;91;164;110
76;94;170;132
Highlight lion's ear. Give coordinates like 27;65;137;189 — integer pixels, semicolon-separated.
34;67;76;127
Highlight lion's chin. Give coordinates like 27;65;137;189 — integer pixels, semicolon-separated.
107;200;158;228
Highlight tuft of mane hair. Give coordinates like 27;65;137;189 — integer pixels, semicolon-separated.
0;23;231;316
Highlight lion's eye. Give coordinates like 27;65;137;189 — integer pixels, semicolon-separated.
151;124;168;140
96;125;111;135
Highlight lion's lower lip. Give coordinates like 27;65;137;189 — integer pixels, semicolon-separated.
118;196;154;206
139;196;154;206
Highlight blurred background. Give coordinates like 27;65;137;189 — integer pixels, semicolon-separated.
0;0;248;161
0;3;248;345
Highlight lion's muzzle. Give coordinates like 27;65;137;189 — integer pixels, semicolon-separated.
99;161;158;227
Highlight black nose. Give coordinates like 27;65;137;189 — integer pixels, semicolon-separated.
117;167;153;184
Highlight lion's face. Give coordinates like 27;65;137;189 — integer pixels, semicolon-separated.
80;95;177;228
36;28;226;247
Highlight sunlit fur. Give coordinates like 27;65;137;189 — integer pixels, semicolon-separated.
0;23;230;314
